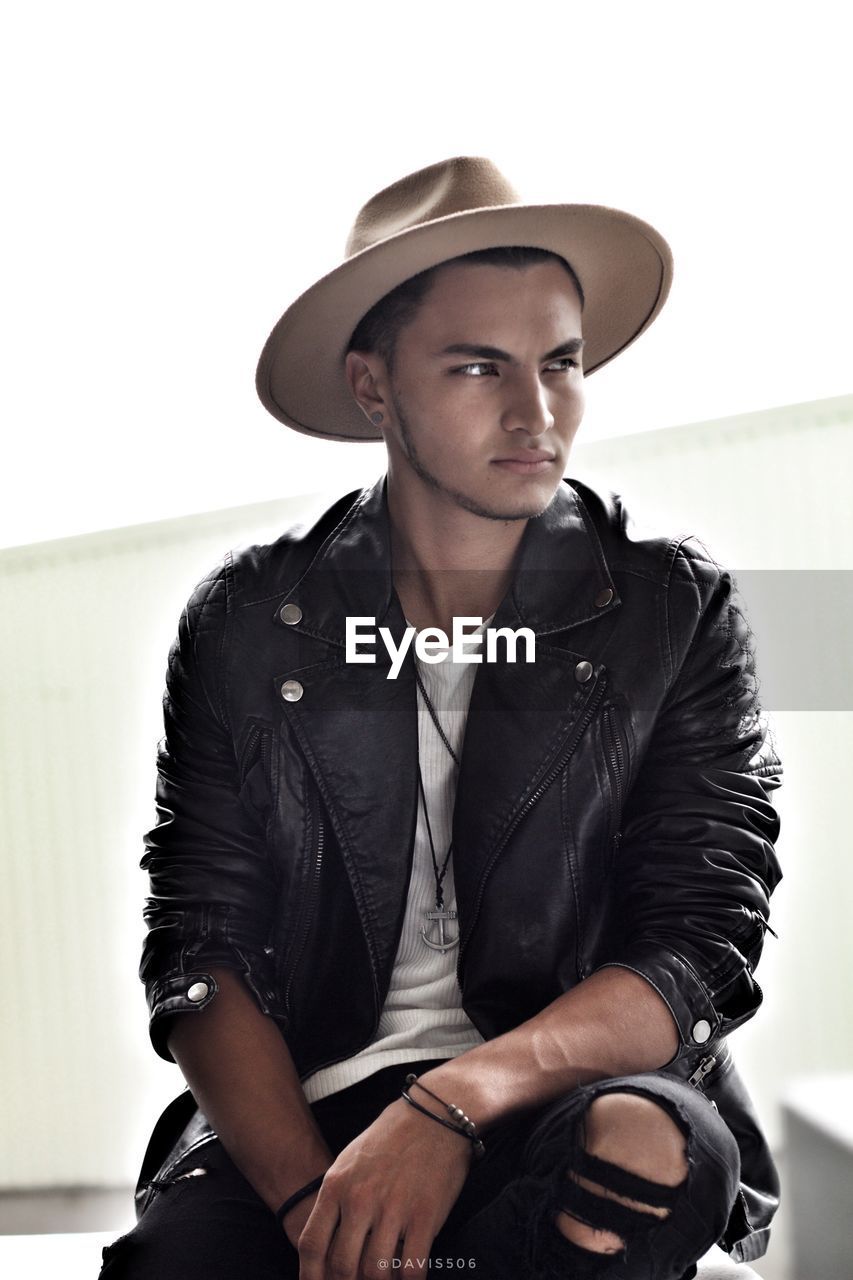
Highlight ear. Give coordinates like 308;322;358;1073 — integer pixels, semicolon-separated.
345;350;390;427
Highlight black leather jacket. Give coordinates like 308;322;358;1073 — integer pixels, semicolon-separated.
136;475;783;1263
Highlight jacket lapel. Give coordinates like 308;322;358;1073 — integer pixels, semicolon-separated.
272;477;420;986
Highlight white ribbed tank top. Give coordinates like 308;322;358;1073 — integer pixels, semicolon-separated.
301;619;489;1102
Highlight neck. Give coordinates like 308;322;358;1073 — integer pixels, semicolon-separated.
386;478;528;634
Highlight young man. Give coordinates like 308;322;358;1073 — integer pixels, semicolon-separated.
101;158;782;1280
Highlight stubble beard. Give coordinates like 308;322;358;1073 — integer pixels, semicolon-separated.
390;386;554;523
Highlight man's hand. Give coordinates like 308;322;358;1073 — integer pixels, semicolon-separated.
296;1096;473;1280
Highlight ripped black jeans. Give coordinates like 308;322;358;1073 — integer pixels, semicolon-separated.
99;1060;740;1280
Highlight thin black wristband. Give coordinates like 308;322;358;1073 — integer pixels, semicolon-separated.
401;1088;486;1160
402;1088;468;1139
404;1073;485;1154
274;1174;324;1227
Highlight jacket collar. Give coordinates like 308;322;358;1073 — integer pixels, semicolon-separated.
277;472;619;645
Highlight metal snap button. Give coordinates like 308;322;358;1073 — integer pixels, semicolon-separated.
279;603;302;625
594;587;614;608
187;982;209;1003
692;1019;712;1044
281;679;304;702
574;660;594;683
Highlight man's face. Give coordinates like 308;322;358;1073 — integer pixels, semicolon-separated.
377;259;585;522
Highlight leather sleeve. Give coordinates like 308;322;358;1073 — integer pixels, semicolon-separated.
597;539;783;1061
138;558;281;1062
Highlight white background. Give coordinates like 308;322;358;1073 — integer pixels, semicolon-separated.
2;0;851;549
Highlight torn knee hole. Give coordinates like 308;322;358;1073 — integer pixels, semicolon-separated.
554;1206;626;1257
583;1092;689;1185
566;1173;671;1219
553;1145;685;1256
572;1149;680;1215
555;1174;669;1241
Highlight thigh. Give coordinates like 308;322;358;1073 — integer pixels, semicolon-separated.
99;1141;298;1280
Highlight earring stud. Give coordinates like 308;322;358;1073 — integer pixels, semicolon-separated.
370;411;384;425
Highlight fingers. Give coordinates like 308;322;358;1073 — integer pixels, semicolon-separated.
358;1226;408;1278
356;1223;434;1280
299;1205;434;1280
296;1190;344;1280
395;1229;434;1278
298;1191;379;1280
325;1210;371;1280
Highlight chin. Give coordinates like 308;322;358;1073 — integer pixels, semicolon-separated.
431;468;563;523
489;479;563;522
459;491;556;523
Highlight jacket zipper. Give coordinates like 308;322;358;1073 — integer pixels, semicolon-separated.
688;1055;717;1088
457;672;608;984
240;723;274;795
687;1034;734;1090
259;728;271;787
283;800;326;1020
603;705;625;811
708;907;777;997
602;704;625;853
747;906;779;940
240;723;262;781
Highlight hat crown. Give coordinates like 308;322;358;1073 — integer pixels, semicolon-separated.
345;156;521;259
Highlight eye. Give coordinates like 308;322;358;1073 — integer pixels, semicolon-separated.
545;356;579;372
453;361;499;377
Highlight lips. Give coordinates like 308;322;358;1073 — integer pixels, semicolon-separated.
491;452;557;473
493;451;556;463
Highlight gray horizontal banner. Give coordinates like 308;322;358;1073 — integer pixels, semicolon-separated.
284;568;853;711
723;570;853;712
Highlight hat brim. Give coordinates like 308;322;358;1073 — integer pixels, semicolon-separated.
256;203;673;441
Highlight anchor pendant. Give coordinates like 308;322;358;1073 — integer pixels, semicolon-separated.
421;907;459;952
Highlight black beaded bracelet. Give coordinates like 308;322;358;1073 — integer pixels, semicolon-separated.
274;1174;324;1227
402;1073;485;1160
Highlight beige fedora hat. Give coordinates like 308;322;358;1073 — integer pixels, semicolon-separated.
256;156;673;441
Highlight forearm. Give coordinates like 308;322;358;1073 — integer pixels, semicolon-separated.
166;965;332;1215
416;967;679;1130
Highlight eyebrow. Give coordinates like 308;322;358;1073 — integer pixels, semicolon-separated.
436;338;585;364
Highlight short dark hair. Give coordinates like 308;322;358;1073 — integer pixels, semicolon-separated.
346;246;584;374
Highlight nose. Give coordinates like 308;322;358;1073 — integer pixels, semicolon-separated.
500;373;555;438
